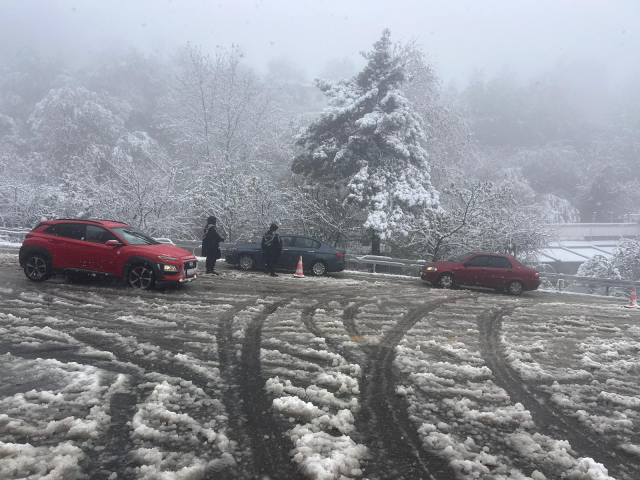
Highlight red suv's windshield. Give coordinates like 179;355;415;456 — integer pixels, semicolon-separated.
113;227;159;246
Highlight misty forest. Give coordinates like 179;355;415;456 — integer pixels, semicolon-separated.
1;27;639;262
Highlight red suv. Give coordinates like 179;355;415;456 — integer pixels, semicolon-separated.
421;252;539;295
19;219;198;289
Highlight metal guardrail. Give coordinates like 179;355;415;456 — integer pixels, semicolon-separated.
345;254;425;273
0;227;30;242
539;273;638;296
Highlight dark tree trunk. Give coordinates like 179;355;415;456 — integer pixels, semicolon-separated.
371;230;381;255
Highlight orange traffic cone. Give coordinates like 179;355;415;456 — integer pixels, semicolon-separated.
293;256;305;278
625;286;638;308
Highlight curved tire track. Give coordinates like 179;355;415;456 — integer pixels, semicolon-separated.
478;307;639;479
238;298;305;480
356;298;460;480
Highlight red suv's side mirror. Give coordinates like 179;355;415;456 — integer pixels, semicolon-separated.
106;239;123;246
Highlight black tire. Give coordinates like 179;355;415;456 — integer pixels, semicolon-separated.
310;260;327;276
238;253;255;271
506;280;524;296
24;254;52;282
437;273;456;289
128;264;156;290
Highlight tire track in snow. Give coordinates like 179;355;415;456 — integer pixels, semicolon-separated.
81;390;140;480
356;298;460;480
478;307;640;480
216;300;272;479
238;298;306;480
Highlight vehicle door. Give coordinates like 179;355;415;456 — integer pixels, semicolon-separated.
277;235;297;269
42;223;87;269
288;236;321;270
81;225;124;275
485;256;513;287
457;255;490;285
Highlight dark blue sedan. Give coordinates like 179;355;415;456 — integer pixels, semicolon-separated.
224;235;346;276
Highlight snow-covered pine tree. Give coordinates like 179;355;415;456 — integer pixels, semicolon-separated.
292;29;439;253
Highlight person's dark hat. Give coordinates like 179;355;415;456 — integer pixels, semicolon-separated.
270;223;278;231
207;215;217;225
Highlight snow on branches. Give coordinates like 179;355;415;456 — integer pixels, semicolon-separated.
292;29;439;241
396;181;553;262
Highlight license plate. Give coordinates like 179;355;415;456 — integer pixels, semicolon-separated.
186;268;197;276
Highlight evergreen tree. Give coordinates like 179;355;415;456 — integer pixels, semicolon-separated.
292;30;439;251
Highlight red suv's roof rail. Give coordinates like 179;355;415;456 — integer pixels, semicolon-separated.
40;219;129;226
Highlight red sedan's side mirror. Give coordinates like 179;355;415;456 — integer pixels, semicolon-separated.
106;239;123;246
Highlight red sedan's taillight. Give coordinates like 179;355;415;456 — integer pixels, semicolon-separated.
336;252;344;259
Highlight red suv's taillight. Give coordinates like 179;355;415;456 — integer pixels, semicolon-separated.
336;252;344;259
25;233;34;239
534;272;539;278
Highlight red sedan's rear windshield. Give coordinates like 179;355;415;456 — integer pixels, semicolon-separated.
113;227;159;246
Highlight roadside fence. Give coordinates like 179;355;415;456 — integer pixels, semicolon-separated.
0;227;30;242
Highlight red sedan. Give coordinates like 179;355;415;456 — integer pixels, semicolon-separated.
421;252;540;295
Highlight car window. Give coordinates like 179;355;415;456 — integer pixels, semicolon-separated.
44;223;86;240
464;255;490;267
449;252;475;262
112;227;159;245
281;236;293;247
85;225;119;244
294;237;317;249
489;256;512;269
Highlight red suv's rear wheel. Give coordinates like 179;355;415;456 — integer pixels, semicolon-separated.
128;264;156;290
24;254;52;282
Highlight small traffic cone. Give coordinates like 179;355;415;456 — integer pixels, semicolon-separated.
293;256;305;278
624;286;638;308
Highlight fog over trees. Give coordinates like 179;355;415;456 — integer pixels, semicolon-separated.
0;1;638;259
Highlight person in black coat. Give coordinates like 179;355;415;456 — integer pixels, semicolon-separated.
202;216;224;275
261;223;282;277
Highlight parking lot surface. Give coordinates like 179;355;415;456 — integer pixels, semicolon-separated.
0;249;638;480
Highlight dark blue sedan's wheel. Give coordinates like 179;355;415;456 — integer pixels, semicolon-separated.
310;261;327;276
238;254;255;271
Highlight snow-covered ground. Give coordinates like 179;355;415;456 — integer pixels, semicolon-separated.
0;250;638;479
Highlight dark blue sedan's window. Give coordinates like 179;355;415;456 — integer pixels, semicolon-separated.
295;237;320;249
281;236;293;247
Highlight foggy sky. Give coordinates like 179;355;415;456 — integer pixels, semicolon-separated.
2;0;639;88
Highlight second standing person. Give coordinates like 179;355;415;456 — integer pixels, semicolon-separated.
261;223;282;277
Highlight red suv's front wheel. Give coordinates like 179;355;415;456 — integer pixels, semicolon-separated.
128;264;156;290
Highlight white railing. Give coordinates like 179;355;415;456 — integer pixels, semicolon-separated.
0;227;30;242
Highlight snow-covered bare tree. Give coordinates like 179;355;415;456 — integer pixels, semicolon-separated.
292;29;440;253
285;179;365;249
398;181;553;261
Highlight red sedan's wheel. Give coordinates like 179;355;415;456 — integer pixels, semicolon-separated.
438;273;456;289
507;281;524;296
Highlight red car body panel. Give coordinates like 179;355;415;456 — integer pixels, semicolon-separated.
19;219;198;285
421;252;540;292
